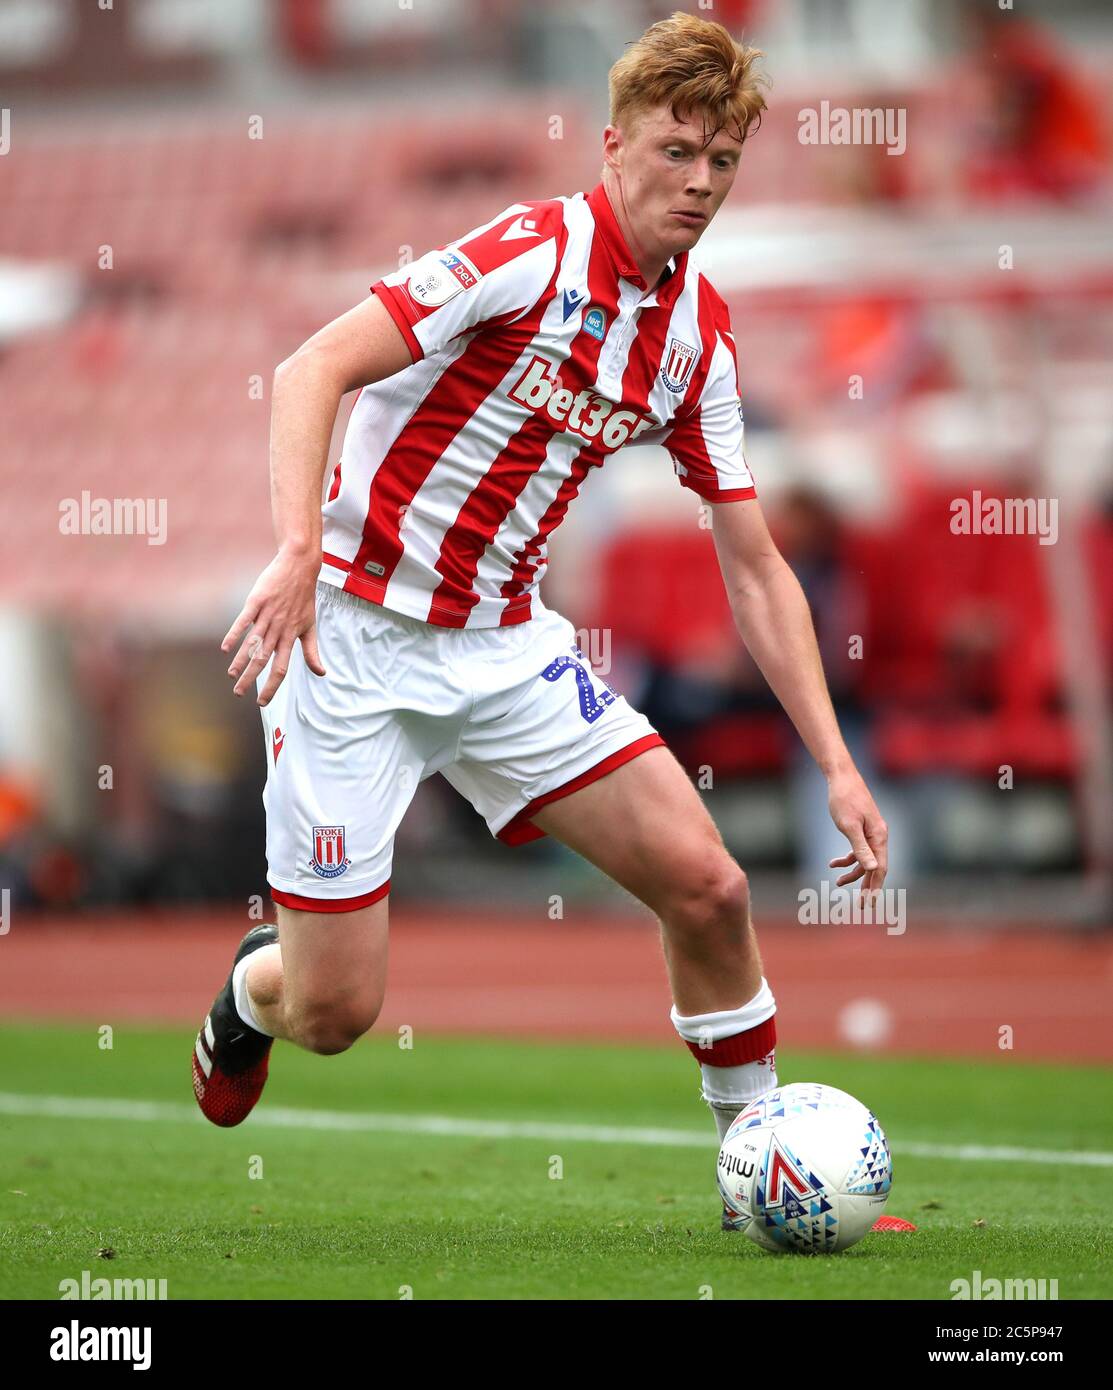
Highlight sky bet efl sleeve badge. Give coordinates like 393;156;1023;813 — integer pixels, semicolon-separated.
404;248;482;309
309;825;352;878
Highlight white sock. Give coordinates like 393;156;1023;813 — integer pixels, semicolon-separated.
671;979;778;1143
232;953;275;1037
669;979;776;1047
704;1060;779;1141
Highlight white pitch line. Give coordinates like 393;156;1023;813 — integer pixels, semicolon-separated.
0;1092;1111;1168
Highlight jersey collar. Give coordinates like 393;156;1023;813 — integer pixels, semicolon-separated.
586;181;686;308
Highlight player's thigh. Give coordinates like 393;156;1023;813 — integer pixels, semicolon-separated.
259;586;442;921
275;896;390;1020
531;743;740;914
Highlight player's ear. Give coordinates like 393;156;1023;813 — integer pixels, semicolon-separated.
601;124;623;173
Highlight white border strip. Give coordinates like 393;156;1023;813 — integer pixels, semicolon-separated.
1;1092;1111;1167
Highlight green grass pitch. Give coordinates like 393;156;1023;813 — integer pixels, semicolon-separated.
1;1023;1110;1300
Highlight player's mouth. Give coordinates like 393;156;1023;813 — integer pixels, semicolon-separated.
670;209;707;227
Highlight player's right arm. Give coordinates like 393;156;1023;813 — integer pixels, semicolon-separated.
222;293;414;706
224;200;561;705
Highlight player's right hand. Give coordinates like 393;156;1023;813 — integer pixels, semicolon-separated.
221;547;326;706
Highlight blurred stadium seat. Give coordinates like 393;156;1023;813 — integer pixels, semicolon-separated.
0;0;1110;911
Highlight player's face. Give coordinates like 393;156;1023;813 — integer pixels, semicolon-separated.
605;105;743;260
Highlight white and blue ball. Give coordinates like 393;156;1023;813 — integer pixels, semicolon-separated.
717;1082;892;1254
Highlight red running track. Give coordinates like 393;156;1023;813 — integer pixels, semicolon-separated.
1;907;1111;1064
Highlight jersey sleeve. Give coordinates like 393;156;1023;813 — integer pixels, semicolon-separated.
370;202;563;362
662;313;757;502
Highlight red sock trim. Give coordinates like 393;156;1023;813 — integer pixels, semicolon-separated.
684;1013;776;1066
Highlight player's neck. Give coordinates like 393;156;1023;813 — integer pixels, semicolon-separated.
601;172;669;292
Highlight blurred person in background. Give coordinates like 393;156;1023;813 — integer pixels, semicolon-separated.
0;770;87;910
771;487;886;884
0;772;41;908
962;0;1109;203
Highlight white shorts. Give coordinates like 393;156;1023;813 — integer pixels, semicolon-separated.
256;581;665;912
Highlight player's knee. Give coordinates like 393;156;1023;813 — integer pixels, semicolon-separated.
295;997;381;1055
666;855;750;940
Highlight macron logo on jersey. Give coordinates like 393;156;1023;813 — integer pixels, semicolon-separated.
500;215;541;242
508;356;657;452
562;287;585;321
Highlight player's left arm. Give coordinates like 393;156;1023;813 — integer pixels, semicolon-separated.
707;495;889;895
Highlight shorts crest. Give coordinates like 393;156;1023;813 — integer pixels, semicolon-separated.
309;825;352;879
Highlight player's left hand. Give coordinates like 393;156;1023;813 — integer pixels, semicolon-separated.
826;767;888;896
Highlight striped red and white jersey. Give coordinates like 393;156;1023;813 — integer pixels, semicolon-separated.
319;181;756;628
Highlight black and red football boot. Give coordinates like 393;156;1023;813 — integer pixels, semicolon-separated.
192;924;278;1127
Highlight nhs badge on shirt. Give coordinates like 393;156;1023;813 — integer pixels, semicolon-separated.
582;307;607;341
404;248;482;309
660;337;699;393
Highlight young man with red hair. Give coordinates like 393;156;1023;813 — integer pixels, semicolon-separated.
193;12;888;1222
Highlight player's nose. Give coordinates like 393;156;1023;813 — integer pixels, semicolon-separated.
686;158;715;194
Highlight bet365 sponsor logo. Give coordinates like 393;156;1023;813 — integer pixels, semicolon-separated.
508;356;657;450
